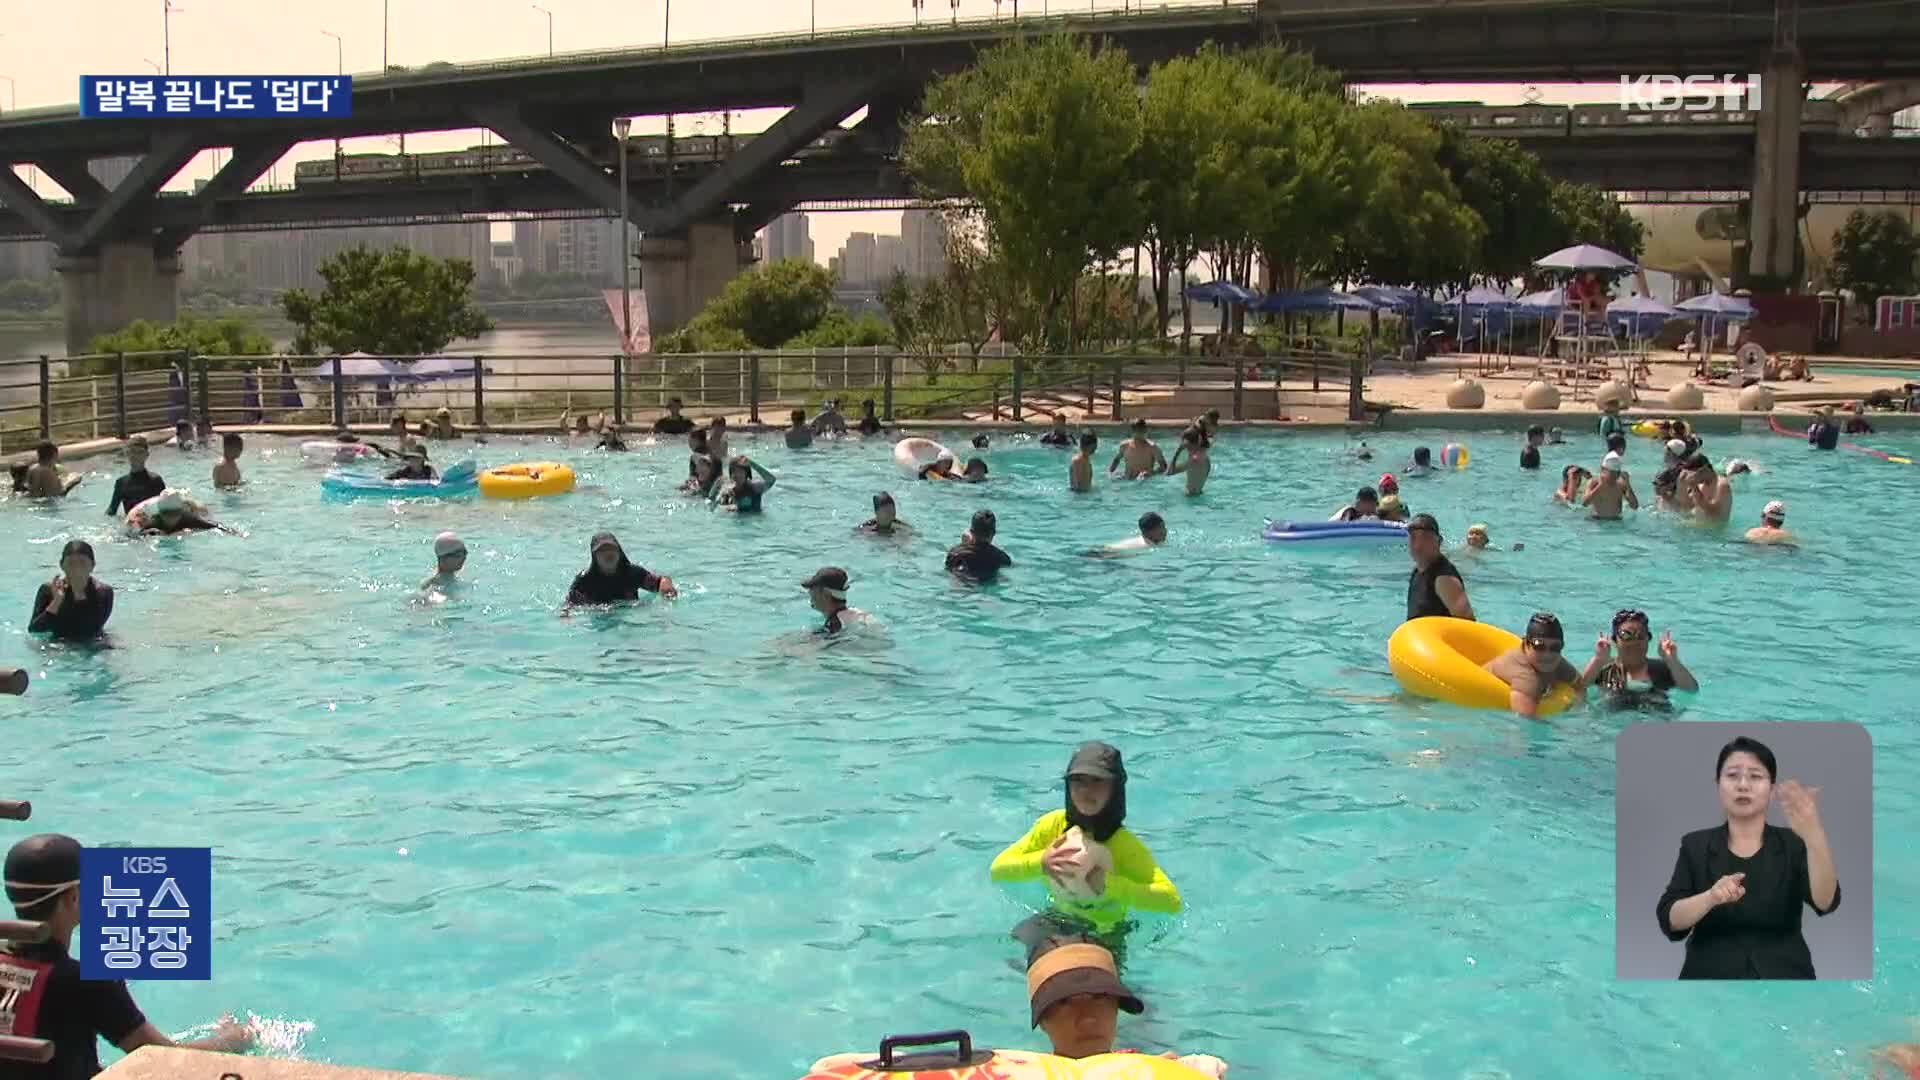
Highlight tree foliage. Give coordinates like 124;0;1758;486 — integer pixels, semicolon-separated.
1552;180;1645;262
0;277;60;314
1433;128;1567;283
690;258;839;349
282;246;493;355
87;312;275;357
1829;209;1920;308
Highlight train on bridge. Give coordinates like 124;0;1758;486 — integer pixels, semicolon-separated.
1405;99;1849;138
292;129;862;188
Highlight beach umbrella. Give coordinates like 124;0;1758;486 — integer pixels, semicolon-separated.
1515;288;1566;312
1183;281;1259;305
407;356;489;381
1606;294;1678;318
1444;285;1517;312
1352;285;1423;312
1675;292;1755;320
1250;286;1378;314
304;352;412;380
1534;244;1637;272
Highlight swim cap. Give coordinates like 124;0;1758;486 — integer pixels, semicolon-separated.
1666;439;1688;456
1762;500;1786;522
433;531;465;557
1601;451;1623;473
800;566;850;599
1524;612;1565;643
1467;523;1489;536
5;833;82;914
153;489;186;514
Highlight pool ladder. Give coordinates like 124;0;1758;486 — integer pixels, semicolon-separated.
0;797;56;1067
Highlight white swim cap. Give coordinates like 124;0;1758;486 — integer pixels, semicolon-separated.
1763;500;1786;522
153;489;186;513
433;531;465;557
1601;451;1623;473
1666;439;1688;455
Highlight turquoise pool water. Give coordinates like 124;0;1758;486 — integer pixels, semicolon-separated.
3;425;1917;1078
1817;365;1919;381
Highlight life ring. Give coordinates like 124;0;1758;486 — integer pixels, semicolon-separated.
1441;443;1469;469
322;460;478;499
478;462;576;499
1263;518;1408;545
1387;616;1576;715
125;489;208;532
894;438;955;480
1630;420;1666;438
803;1046;1216;1080
302;440;374;463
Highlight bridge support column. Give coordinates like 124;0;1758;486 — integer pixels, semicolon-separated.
1748;53;1805;285
56;243;181;355
640;217;750;339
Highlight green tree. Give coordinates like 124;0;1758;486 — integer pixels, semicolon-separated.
87;313;275;357
281;246;493;356
784;309;892;349
1552;181;1644;261
1828;209;1920;309
1432;126;1567;283
690;258;838;349
1331;102;1484;290
904;35;1144;351
0;277;59;313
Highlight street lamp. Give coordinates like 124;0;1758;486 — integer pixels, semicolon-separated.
663;0;671;50
532;5;553;56
162;0;178;76
613;117;633;359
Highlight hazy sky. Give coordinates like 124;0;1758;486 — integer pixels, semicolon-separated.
0;0;1736;261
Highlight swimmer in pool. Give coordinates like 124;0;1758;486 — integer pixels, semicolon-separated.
1330;486;1379;522
1546;427;1566;445
712;456;776;512
563;532;678;607
706;416;730;464
961;457;990;483
1726;458;1755;476
1681;452;1733;523
1581;451;1639;519
1482;612;1587;720
1087;512;1167;559
811;399;848;437
1745;500;1795;546
682;430;721;496
172;419;196;450
801;566;869;633
1349;441;1374;462
992;741;1183;969
1166;426;1210;496
784;409;814;449
856;398;883;436
386;448;437;482
212;433;244;488
1198;408;1220;444
971;433;990;451
1580;607;1698;712
1404;446;1433;476
23;441;83;498
919;452;960;481
1463;523;1524;552
1108;420;1167;480
420;531;467;594
857;491;910;536
1040;414;1073;447
7;461;27;494
1378;473;1400;498
1070;433;1097;493
131;489;229;535
1554;465;1592;504
1375;495;1409;523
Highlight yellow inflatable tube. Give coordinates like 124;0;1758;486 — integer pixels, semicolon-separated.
1387;616;1576;715
478;462;576;499
803;1049;1217;1079
1630;420;1670;438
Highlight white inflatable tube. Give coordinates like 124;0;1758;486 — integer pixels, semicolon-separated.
302;440;375;464
894;437;953;479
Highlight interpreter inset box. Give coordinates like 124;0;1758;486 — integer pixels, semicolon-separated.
1615;721;1872;980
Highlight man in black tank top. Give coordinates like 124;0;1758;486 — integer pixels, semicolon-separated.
1405;513;1474;621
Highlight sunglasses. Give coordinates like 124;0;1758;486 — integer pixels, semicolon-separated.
1526;638;1564;653
1614;629;1648;642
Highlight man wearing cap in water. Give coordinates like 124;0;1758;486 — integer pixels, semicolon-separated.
802;567;868;633
1679;452;1733;523
857;492;911;536
386;447;436;482
1406;514;1474;622
1581;451;1640;520
1023;938;1226;1075
0;834;256;1072
1483;612;1587;719
1745;501;1796;546
421;531;468;593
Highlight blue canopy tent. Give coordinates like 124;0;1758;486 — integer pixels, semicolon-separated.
1183;280;1260;306
1442;286;1518;356
406;356;490;381
303;353;414;380
1250;287;1378;314
1350;286;1441;360
1675;292;1756;362
1605;294;1679;341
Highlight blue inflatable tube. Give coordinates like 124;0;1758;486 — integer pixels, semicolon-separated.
322;460;479;498
1263;517;1409;544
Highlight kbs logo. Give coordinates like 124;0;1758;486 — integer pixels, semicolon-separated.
1616;74;1763;112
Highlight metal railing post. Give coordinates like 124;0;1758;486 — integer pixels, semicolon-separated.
1109;360;1122;421
473;355;487;429
1010;356;1024;421
882;353;895;422
330;357;346;429
748;355;762;424
37;356;50;439
1232;357;1244;422
612;353;625;427
113;354;128;439
1348;353;1365;422
194;355;210;425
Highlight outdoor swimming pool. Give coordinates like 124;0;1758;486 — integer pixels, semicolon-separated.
2;425;1916;1078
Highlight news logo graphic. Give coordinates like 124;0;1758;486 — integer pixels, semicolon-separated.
79;848;211;981
80;76;352;118
1616;73;1763;113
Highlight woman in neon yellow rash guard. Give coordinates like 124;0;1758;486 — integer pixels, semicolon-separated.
991;741;1182;967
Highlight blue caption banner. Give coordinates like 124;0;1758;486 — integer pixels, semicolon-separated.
79;847;211;981
80;76;351;118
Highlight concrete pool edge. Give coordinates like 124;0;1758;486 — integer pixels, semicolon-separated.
99;1046;462;1079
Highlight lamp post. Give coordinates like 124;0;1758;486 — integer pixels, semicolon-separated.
383;0;389;71
663;0;671;49
321;31;342;161
533;5;553;55
613;117;632;359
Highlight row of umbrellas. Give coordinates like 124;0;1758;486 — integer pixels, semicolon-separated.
302;352;490;381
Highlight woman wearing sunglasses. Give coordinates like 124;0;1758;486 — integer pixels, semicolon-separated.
1481;612;1587;719
1581;608;1699;712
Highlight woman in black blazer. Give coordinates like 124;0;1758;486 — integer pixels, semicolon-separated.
1656;736;1841;978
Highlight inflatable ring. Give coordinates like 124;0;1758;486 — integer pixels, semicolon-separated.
478;462;576;499
323;460;478;499
1630;420;1665;438
1264;518;1408;545
302;440;375;463
1441;443;1469;469
804;1048;1216;1079
125;490;209;532
1387;616;1576;715
894;437;956;480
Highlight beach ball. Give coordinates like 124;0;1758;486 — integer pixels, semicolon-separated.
1442;443;1470;470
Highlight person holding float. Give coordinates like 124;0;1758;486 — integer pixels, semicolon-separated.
29;541;114;642
991;742;1182;968
1656;735;1841;979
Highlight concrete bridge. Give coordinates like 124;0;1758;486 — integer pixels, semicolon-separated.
3;0;1918;350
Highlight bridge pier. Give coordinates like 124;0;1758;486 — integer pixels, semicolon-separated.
1748;53;1806;285
56;242;181;355
639;218;751;340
